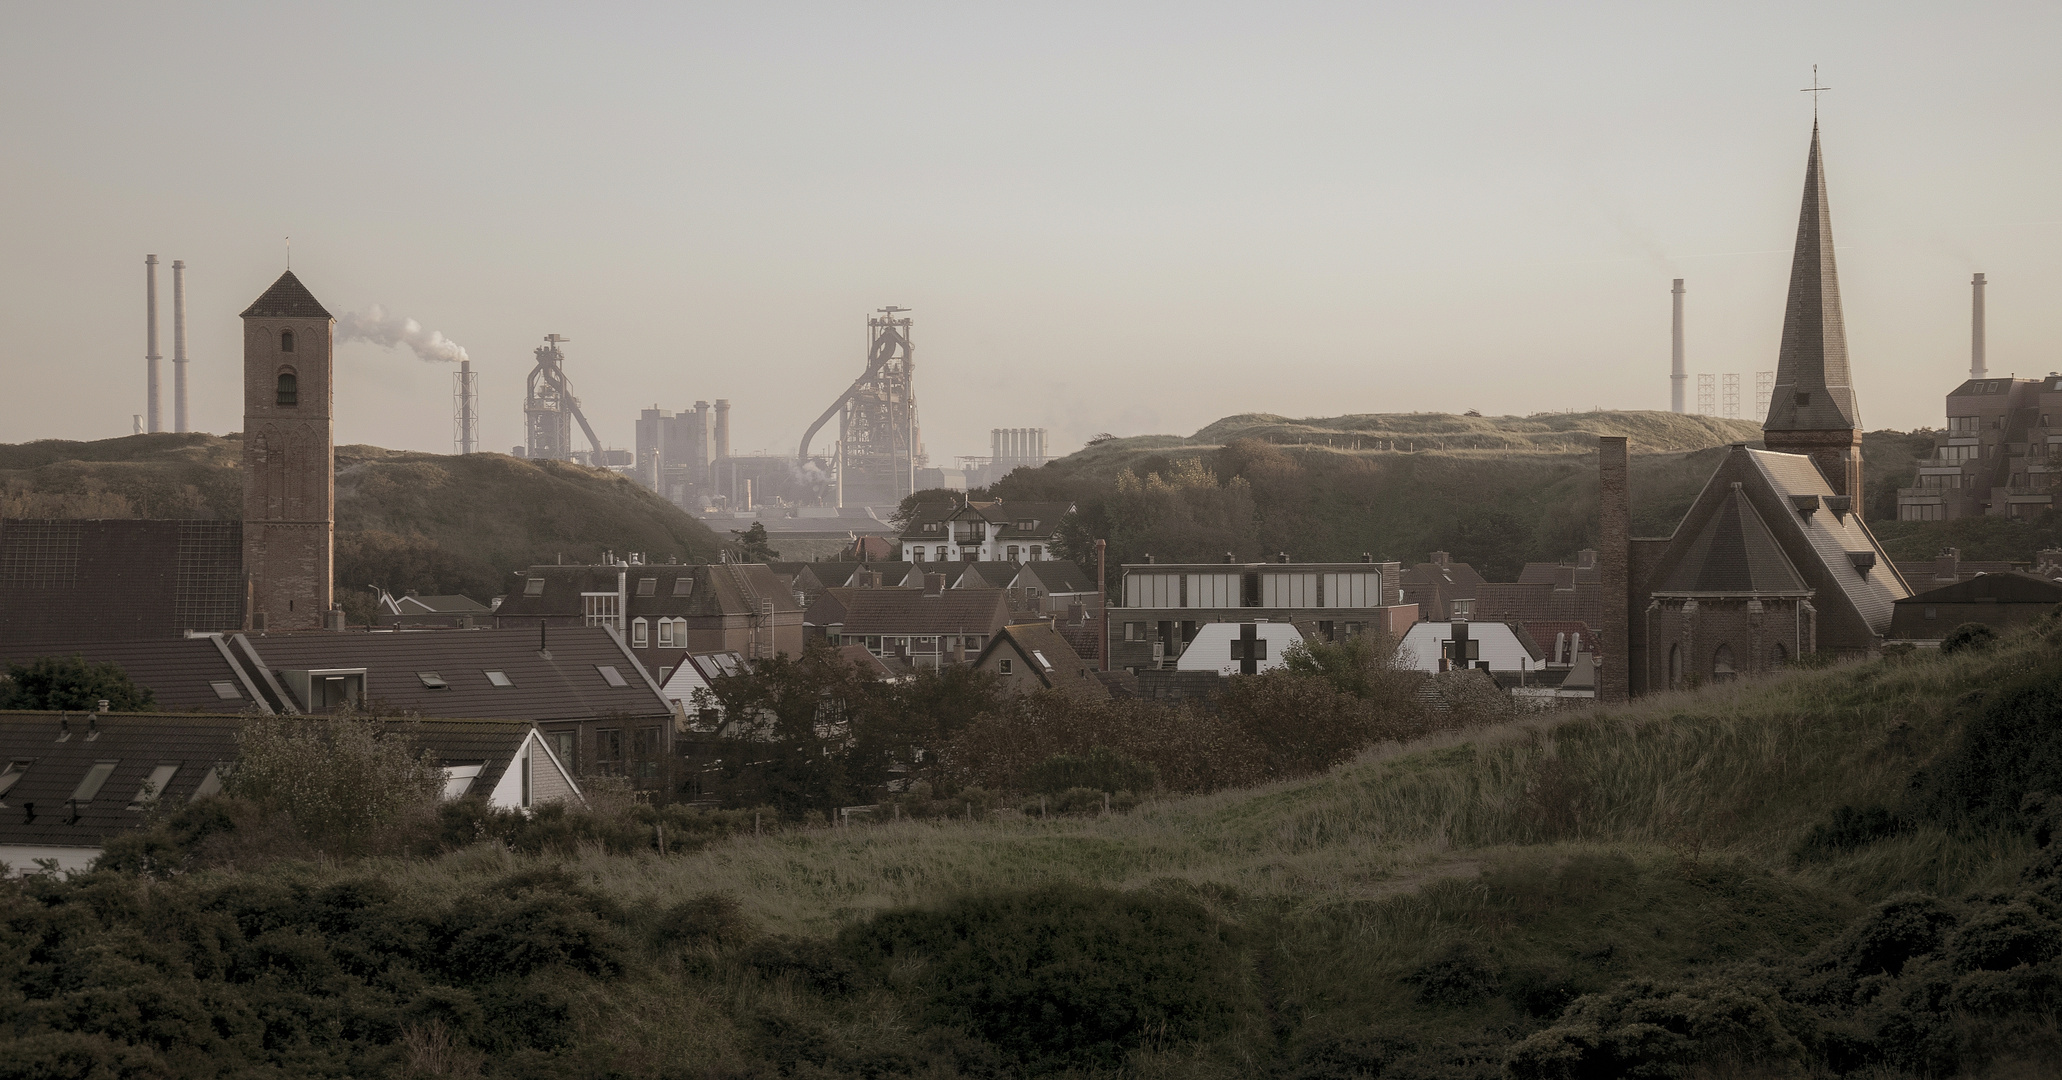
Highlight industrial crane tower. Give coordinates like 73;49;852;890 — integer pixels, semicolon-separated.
797;307;923;508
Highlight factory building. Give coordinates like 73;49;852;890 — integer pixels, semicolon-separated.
636;399;727;507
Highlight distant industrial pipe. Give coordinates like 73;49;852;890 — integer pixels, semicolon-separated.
172;259;189;433
1670;279;1686;414
145;255;161;433
714;399;731;461
1972;273;1987;380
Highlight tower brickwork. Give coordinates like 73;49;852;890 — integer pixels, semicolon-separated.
1762;123;1865;506
239;271;335;630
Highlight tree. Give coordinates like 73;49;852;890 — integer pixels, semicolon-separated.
227;707;444;851
0;655;157;711
697;643;877;816
728;521;780;562
891;489;964;529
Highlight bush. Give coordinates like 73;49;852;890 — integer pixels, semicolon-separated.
1909;652;2062;830
1406;942;1501;1006
656;891;754;948
1022;746;1159;794
1942;622;1998;655
0;654;156;710
841;883;1251;1071
227;710;444;851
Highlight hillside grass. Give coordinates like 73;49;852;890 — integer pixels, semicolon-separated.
247;635;2032;1075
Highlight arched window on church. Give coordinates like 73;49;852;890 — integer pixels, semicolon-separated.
1667;644;1682;690
1713;643;1736;683
280;329;295;353
276;370;298;407
1770;643;1788;668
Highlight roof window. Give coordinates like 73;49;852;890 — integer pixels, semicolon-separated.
0;760;30;803
128;764;179;811
418;672;449;689
596;665;628;688
636;577;657;596
1032;649;1053;670
484;670;514;688
191;765;224;799
209;680;243;700
524;577;546;596
673;577;694;596
442;762;485;799
69;761;119;804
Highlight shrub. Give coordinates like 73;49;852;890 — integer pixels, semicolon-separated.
1908;652;2062;830
657;891;755;948
1406;942;1501;1006
0;654;157;710
1022;746;1158;794
841;882;1251;1070
1942;622;1998;655
227;711;443;851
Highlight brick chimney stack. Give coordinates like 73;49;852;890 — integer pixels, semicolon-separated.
1598;436;1630;703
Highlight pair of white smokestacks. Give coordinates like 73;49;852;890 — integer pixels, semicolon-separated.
1666;272;1990;414
143;254;190;433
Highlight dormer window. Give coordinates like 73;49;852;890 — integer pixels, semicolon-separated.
280;329;295;353
276;370;298;406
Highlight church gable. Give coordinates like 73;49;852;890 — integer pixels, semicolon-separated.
1654;484;1807;595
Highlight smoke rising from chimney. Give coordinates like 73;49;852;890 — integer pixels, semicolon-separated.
336;305;469;364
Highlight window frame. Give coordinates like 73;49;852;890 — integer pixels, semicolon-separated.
275;368;299;407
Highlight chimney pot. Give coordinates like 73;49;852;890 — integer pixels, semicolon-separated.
1277;552;1290;563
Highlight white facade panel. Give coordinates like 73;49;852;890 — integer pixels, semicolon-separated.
1124;573;1180;608
1185;573;1238;608
1261;572;1318;608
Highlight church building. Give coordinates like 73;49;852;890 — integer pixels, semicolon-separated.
1599;123;1911;701
239;271;337;631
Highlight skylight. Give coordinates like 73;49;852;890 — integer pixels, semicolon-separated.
1032;649;1053;670
442;763;485;799
596;665;628;688
636;578;657;596
128;764;179;810
191;765;224;799
70;761;118;804
0;760;30;802
417;672;449;689
209;680;243;700
673;577;693;596
484;670;514;688
524;577;546;596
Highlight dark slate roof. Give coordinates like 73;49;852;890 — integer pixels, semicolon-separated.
0;635;265;713
1763;124;1860;434
239;271;333;319
821;563;923;589
949;562;1020;589
1747;449;1907;628
0;519;244;646
243;627;672;721
1019;561;1096;594
0;712;548;852
979;622;1107;699
1655;483;1808;594
396;594;491;615
805;587;1012;636
1899;571;2062;606
834;644;900;681
495;564;801;621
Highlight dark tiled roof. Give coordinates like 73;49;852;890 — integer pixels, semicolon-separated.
805;587;1011;636
834;644;899;681
245;627;672;721
979;622;1107;699
1020;561;1096;593
948;562;1020;589
1655;483;1807;593
495;564;800;621
0;712;550;852
397;594;491;614
1899;571;2062;606
0;519;244;646
239;271;333;319
0;635;263;713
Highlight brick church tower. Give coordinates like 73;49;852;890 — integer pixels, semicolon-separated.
239;272;334;631
1761;123;1865;508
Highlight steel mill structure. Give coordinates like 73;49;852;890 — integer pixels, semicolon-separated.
797;307;922;508
521;333;603;463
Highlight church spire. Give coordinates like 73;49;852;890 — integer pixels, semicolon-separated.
1761;122;1865;502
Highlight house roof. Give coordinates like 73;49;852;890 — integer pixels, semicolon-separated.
0;712;558;853
396;594;491;615
1898;570;2062;606
947;561;1020;589
1018;561;1096;594
1746;448;1907;629
0;635;266;713
0;519;245;646
238;271;333;320
805;587;1012;636
1654;483;1809;594
835;644;900;681
896;500;1073;542
495;563;802;620
243;627;672;720
977;623;1107;699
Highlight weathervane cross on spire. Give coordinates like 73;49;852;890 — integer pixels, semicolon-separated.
1801;64;1830;119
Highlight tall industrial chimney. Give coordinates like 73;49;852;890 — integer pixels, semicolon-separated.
713;399;731;461
1971;273;1987;380
144;255;162;433
1670;279;1686;413
453;358;477;454
171;260;189;432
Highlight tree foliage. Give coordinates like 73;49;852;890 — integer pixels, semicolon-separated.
0;654;157;711
226;709;445;851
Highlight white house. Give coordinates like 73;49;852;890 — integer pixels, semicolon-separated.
1397;621;1543;673
1175;621;1306;676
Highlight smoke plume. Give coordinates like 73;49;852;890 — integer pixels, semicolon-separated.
336;305;469;364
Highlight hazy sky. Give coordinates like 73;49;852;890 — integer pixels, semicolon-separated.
4;3;2057;462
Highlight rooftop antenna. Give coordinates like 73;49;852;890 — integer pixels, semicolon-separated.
1801;65;1830;120
285;236;291;270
